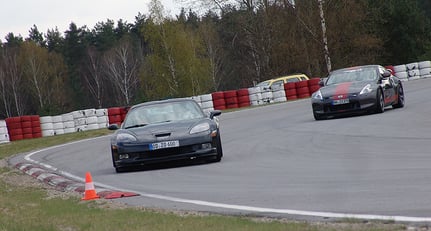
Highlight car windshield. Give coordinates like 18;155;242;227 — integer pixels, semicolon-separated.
123;100;204;128
326;68;378;85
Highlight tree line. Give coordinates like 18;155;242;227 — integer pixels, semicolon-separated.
0;0;430;118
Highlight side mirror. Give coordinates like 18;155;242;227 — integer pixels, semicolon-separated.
319;78;327;86
108;124;120;130
382;70;391;78
209;110;222;119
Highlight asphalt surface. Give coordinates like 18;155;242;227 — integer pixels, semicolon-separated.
10;78;431;222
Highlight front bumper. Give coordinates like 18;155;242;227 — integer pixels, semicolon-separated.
312;93;377;117
111;135;219;168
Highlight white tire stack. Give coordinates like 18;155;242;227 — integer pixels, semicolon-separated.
406;62;420;80
96;109;109;129
0;120;10;143
271;84;287;103
418;60;431;78
40;116;55;137
52;115;64;135
248;87;263;106
393;64;408;81
62;113;76;134
200;94;214;115
260;86;273;104
73;110;87;132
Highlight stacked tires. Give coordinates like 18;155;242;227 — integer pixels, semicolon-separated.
393;64;408;81
108;107;128;126
284;82;297;101
308;78;321;95
212;92;226;110
223;90;238;109
6;116;42;141
0;120;9;143
237;89;251;107
406;62;420;81
261;87;273;104
96;109;109;129
295;81;310;99
271;84;287;103
248;87;263;106
419;61;431;78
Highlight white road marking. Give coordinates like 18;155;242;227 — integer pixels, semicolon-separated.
23;136;431;223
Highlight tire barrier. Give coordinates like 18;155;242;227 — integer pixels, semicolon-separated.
393;61;431;81
224;90;239;109
0;120;10;143
5;115;41;141
248;87;264;106
192;94;214;115
107;107;128;126
237;89;251;107
211;92;226;110
295;80;310;99
308;78;321;95
284;82;297;101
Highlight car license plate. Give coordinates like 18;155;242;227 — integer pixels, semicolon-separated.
149;140;179;150
332;99;350;105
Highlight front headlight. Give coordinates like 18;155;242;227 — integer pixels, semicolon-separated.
116;133;137;142
190;123;210;134
312;90;323;100
360;84;373;95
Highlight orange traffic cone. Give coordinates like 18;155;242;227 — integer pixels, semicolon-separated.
82;172;100;200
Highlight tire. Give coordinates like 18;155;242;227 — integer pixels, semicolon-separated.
375;88;384;113
211;134;223;162
392;85;405;109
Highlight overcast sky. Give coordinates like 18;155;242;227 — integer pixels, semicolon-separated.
0;0;184;41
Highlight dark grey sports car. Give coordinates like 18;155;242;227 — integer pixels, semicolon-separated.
108;98;222;172
311;65;405;120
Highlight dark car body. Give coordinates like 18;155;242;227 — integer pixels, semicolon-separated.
311;65;405;120
108;98;222;172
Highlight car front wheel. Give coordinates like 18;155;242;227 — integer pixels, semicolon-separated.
375;88;384;113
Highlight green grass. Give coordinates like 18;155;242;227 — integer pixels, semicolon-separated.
0;130;407;230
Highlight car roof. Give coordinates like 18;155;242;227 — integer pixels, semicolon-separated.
257;73;309;85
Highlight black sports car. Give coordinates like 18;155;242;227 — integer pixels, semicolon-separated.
108;98;222;172
311;65;405;120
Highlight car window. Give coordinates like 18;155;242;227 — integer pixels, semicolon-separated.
300;77;307;81
326;68;378;85
123;101;204;128
286;78;299;83
256;81;270;87
272;80;284;87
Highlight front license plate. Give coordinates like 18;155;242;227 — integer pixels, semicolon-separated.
149;140;180;150
332;99;350;105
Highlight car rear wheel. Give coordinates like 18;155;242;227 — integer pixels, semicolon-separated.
392;85;405;108
375;88;384;113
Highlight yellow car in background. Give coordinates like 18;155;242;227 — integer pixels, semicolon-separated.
256;74;310;90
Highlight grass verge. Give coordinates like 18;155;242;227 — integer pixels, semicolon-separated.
0;130;407;230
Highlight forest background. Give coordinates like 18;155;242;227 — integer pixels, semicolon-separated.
0;0;430;118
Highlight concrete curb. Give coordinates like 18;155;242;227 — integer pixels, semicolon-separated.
15;162;139;199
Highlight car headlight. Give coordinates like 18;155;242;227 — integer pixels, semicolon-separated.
312;90;323;100
116;133;137;142
360;84;373;95
190;123;210;134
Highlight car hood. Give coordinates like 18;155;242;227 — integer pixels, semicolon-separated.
118;118;212;141
320;81;374;98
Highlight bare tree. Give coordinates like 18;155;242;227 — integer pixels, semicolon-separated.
2;48;25;116
104;36;141;106
84;46;104;108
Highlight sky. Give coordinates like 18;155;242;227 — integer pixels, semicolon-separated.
0;0;185;41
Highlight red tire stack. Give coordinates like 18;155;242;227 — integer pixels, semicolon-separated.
295;80;311;99
212;92;226;110
236;89;250;108
284;82;297;101
31;115;42;138
308;78;321;95
21;116;34;139
6;117;23;141
224;90;239;109
108;107;123;125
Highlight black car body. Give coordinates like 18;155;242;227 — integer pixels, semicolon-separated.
109;98;222;172
311;65;405;120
